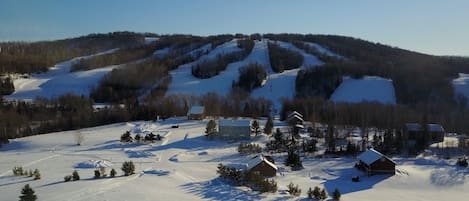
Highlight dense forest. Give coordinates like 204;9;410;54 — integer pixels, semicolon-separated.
267;42;303;73
234;63;267;92
0;32;146;74
191;38;254;79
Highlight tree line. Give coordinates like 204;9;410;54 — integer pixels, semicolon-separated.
0;32;145;74
267;42;303;73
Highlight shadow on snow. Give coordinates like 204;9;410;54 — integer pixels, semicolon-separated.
181;178;264;201
323;167;392;195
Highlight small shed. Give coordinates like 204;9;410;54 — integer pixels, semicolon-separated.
357;149;395;175
245;155;277;177
404;123;445;144
218;119;251;141
287;111;304;125
187;106;205;120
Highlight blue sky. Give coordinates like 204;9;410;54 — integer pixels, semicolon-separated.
1;0;468;56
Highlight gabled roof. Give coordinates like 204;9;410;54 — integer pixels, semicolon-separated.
187;106;204;115
357;148;394;165
219;119;251;127
246;155;278;170
287;111;303;118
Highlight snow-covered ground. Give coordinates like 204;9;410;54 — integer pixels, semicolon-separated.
453;73;469;105
251;40;323;111
330;76;397;104
5;49;119;101
167;39;257;96
1;119;467;201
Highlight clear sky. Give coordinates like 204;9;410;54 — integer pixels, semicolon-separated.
1;0;468;56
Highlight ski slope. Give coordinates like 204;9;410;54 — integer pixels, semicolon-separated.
250;40;323;111
453;73;469;105
167;39;255;96
330;76;397;104
5;49;119;101
1;119;467;201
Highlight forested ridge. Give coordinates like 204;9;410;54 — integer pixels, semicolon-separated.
2;32;469;147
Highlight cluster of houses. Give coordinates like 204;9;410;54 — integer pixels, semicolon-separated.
186;106;450;178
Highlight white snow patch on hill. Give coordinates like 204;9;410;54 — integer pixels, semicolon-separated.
144;37;159;44
274;40;324;67
453;73;469;104
330;76;397;104
304;42;345;59
5;48;119;101
166;39;263;96
250;40;323;111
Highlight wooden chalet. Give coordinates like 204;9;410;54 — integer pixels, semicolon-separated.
357;149;395;175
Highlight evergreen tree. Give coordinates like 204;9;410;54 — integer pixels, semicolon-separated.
94;169;101;179
205;120;217;134
320;189;327;200
120;131;133;143
19;184;37;201
110;168;117;177
33;169;40;180
312;186;321;199
72;170;80;181
287;182;301;197
264;116;274;134
64;175;72;182
252;120;261;136
121;161;135;176
28;170;33;177
333;188;341;201
134;134;141;143
285;149;303;170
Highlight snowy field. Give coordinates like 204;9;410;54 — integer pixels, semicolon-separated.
330;76;397;104
1;119;467;201
5;49;119;101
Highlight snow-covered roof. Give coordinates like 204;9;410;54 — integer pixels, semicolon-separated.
288;111;303;118
357;149;394;165
246;155;278;170
187;106;204;115
428;124;445;132
219;119;251;127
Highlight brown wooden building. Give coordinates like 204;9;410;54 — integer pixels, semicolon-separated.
246;155;277;177
357;149;395;175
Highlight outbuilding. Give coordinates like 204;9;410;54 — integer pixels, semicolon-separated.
218;119;251;141
245;155;277;177
357;149;395;175
187;106;205;120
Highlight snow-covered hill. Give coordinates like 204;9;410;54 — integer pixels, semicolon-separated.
330;76;397;104
5;48;119;101
1;119;467;201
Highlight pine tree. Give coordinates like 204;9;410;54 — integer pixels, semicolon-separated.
64;175;72;182
333;188;341;201
33;169;40;180
19;184;37;201
285;149;303;170
320;188;327;200
135;134;141;143
28;170;33;177
121;161;135;176
110;168;117;177
307;187;314;199
252;120;260;136
312;186;321;199
94;169;101;179
264;116;274;135
72;170;80;181
287;182;301;197
205;120;217;134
